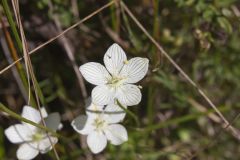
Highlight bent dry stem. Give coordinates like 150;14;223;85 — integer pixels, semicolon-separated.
0;0;116;75
120;1;238;136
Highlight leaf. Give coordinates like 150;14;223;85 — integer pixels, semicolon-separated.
217;17;233;34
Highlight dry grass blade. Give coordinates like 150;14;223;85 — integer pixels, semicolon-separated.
48;1;91;159
10;0;19;26
11;0;60;159
0;0;115;75
189;98;221;123
48;0;87;99
0;1;117;159
120;2;239;137
0;15;27;101
187;112;240;160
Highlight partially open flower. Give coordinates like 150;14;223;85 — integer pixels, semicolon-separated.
4;106;61;160
80;43;149;106
71;103;128;154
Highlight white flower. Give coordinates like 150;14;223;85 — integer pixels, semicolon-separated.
80;43;149;106
71;103;128;154
4;106;61;160
86;103;126;123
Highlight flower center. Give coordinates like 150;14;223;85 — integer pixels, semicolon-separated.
107;76;125;88
32;131;44;141
93;117;107;132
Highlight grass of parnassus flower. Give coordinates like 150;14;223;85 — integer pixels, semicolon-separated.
1;0;240;160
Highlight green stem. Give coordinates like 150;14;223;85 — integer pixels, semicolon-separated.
1;0;22;51
110;1;117;31
1;0;46;106
147;85;155;125
0;14;37;107
117;100;140;127
0;103;67;140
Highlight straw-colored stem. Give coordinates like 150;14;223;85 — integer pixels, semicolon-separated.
121;1;238;136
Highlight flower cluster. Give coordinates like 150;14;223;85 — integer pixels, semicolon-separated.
72;43;149;153
4;106;61;160
4;43;148;158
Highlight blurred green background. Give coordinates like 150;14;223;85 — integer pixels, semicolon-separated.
0;0;240;159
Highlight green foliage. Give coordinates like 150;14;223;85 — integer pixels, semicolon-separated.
0;0;240;159
0;128;5;159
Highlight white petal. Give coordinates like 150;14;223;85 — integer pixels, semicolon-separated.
17;143;39;160
71;115;94;135
92;85;115;105
120;57;149;83
116;84;142;106
21;106;41;130
4;124;32;143
105;124;128;145
79;62;111;85
104;43;127;76
38;136;58;154
40;107;48;118
58;123;63;130
44;113;61;131
104;103;126;123
87;131;107;154
84;97;92;108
